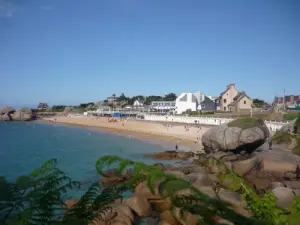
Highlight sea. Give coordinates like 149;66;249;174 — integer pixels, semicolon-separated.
0;121;175;198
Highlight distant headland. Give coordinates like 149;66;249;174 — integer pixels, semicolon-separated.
0;106;35;121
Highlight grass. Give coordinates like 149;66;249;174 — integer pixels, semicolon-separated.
284;113;299;121
227;117;265;130
294;113;300;134
272;132;293;145
188;111;215;116
293;137;300;156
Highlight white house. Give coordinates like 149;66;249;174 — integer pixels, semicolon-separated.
175;91;217;114
133;99;144;107
175;93;198;114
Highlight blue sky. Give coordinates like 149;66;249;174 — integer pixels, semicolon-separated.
0;0;299;107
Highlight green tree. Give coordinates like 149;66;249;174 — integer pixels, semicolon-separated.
118;93;127;102
163;93;177;101
253;98;268;108
144;95;163;105
52;105;67;112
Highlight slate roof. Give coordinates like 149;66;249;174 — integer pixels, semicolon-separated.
201;96;215;105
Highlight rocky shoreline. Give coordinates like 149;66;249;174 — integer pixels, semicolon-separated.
64;117;300;225
0;106;35;121
65;148;300;225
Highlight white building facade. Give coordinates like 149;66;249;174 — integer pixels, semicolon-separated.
133;100;144;107
175;93;198;114
150;101;176;112
175;91;217;114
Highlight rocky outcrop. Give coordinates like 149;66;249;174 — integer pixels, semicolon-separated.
0;106;14;114
144;151;194;160
11;108;34;121
0;113;11;121
125;197;151;217
272;187;295;209
272;115;300;156
90;201;134;225
202;117;269;154
0;106;35;121
101;169;131;184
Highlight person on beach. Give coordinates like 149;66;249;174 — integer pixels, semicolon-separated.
175;143;178;150
268;136;272;150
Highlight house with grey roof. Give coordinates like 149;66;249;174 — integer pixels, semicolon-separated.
197;96;216;111
175;92;216;114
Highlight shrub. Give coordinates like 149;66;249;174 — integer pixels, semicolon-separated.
228;117;265;130
272;132;293;145
292;137;300;156
284;113;299;121
294;113;300;134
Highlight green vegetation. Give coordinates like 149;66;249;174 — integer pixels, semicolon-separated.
253;98;269;108
187;111;215;116
293;137;300;156
284;113;299;121
272;113;300;156
1;156;300;225
228;117;265;129
51;105;67;112
272;132;293;145
294;113;300;134
117;92;177;105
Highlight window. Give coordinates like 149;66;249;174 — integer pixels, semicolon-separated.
202;104;205;108
223;99;227;103
244;100;246;104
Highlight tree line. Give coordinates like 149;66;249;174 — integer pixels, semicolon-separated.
112;92;177;105
34;93;177;112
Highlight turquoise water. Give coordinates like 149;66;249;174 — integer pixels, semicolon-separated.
0;121;172;197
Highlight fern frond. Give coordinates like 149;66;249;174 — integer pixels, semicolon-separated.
95;155;133;176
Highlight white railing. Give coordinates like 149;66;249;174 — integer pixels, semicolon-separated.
143;115;289;132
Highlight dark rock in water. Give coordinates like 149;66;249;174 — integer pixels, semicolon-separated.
144;151;194;160
202;118;269;154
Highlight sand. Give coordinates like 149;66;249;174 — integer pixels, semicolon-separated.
40;116;213;152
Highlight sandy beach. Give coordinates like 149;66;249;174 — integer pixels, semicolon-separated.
40;116;213;152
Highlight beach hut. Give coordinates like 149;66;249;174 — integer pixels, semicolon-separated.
113;112;121;118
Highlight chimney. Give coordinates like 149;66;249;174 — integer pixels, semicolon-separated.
290;95;294;104
227;83;235;89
